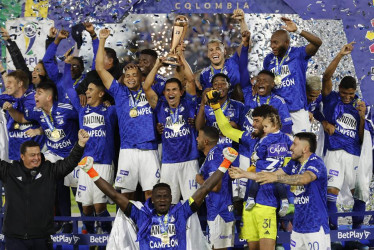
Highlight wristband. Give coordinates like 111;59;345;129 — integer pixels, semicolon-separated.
0;70;6;75
87;167;100;181
218;158;232;173
294;28;302;35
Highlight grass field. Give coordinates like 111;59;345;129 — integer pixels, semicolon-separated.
70;189;117;215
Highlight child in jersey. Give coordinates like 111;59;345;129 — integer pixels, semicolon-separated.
245;112;293;216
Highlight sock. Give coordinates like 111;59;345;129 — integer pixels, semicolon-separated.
352;198;366;229
327;193;338;230
97;209;112;233
83;211;95;234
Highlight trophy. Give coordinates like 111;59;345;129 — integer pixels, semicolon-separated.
164;15;189;66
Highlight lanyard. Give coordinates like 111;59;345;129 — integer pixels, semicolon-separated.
210;66;224;78
42;106;55;131
170;105;180;124
73;75;82;86
275;48;291;76
221;99;230;113
297;157;310;174
158;214;169;235
256;95;271;107
130;89;143;108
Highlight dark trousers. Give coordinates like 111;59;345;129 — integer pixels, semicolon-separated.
5;236;53;250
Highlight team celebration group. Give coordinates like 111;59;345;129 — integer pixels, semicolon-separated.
0;8;372;250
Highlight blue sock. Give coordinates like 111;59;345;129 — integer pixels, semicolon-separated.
327;193;338;230
352;198;366;229
83;211;95;234
97;209;112;233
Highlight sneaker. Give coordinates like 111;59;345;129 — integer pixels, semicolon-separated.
344;241;369;250
278;199;289;217
245;197;255;211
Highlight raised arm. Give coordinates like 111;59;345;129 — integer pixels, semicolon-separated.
207;91;244;143
1;27;31;77
2;102;28;123
281;17;322;56
83;22;98;70
176;44;196;96
322;42;355;97
232;8;250;57
143;59;163;109
78;155;130;212
95;29;114;89
192;147;238;206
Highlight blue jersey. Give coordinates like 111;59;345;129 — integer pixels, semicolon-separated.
155;96;198;164
283;154;329;234
66;88;117;164
246;93;293;132
263;46;311;112
200;145;235;222
108;79;157;150
128;199;195;250
240;131;278;207
308;94;324;122
322;91;362;156
25;102;79;157
1;91;45;160
254;132;293;172
200;54;240;90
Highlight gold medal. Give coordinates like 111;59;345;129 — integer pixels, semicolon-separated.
51;130;60;139
14;123;20;130
129;109;138;118
274;75;282;85
161;233;170;245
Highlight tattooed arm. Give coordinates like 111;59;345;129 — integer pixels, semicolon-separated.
256;170;317;186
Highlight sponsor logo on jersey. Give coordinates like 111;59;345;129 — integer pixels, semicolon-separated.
268;143;288;157
337;113;357;130
83;112;105;129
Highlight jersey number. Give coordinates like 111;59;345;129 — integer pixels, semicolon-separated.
189;180;198;190
308;241;319;250
262;219;271;229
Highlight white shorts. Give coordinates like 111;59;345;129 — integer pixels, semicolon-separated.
233;154;249;199
325;149;360;191
207;215;235;248
115;148;160;192
290;109;311;134
160;159;199;204
290;226;331;250
76;163;114;205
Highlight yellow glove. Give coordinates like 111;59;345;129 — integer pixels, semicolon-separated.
206;90;221;110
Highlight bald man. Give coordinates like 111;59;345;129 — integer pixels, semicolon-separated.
263;17;322;135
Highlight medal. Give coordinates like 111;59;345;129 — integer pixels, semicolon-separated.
161;233;170;245
171;123;182;133
274;75;282;86
14;123;20;130
51;129;60;139
129;109;138;118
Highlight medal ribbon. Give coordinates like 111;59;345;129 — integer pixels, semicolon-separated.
275;47;291;76
221;99;230;114
73;75;82;86
158;214;169;236
170;105;180;124
42;106;55;132
130;89;143;109
256;94;271;107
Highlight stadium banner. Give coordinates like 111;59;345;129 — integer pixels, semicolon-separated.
5;17;54;71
